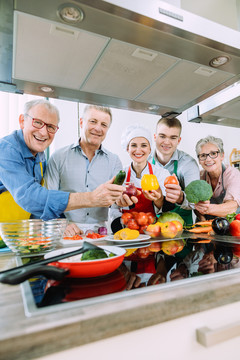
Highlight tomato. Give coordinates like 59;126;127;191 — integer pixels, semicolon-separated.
136;212;149;226
121;212;133;225
136;247;151;259
146;212;155;224
164;175;179;186
229;220;240;237
131;211;138;219
64;235;83;240
233;244;240;257
139;225;148;234
126;219;139;230
235;214;240;221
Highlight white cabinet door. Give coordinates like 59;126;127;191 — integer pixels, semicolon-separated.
35;300;240;360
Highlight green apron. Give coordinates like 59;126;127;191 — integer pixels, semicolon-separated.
152;158;193;225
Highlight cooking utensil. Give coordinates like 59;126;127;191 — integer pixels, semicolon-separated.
0;241;112;284
44;245;126;278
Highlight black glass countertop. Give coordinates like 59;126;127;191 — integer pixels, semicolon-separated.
17;234;240;317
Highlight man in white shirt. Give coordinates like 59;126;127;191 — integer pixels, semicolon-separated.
45;104;123;235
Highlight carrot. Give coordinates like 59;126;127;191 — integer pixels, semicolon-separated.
197;239;212;243
194;220;213;226
188;226;213;233
64;235;83;240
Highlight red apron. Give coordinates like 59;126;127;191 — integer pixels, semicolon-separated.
123;162;156;275
123;162;155;215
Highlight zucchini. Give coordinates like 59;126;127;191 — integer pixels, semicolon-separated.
113;170;126;185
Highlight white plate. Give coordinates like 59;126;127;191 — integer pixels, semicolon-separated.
105;234;150;244
60;235;108;246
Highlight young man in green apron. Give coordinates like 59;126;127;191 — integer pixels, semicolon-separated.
151;117;200;226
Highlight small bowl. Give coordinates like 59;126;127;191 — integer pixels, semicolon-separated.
0;219;68;256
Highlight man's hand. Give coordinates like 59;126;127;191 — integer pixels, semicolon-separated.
147;272;166;286
165;183;182;204
119;264;142;290
64;223;83;237
91;177;125;207
198;251;216;274
170;264;188;281
116;189;141;207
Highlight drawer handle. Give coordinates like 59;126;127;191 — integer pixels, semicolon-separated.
196;322;240;347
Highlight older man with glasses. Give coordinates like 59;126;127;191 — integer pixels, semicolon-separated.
195;135;240;220
0;99;124;223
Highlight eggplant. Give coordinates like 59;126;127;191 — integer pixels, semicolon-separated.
214;245;233;265
212;217;230;235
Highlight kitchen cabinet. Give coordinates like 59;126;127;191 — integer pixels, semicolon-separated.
34;300;240;360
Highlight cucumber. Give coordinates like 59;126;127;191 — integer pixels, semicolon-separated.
113;170;126;185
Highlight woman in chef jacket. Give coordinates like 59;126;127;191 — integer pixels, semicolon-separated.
110;124;172;232
194;135;240;219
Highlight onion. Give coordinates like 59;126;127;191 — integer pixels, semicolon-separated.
98;226;108;235
123;183;138;197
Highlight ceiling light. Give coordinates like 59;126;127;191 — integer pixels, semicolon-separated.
217;118;226;122
148;105;160;111
57;4;84;24
40;86;54;93
209;55;230;68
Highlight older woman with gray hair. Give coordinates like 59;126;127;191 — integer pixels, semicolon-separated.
194;135;240;219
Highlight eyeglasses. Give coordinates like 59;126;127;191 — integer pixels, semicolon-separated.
198;151;220;161
25;114;59;134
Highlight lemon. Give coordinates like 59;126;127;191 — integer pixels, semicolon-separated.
113;229;125;240
113;228;139;240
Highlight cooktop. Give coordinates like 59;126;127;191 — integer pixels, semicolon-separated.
17;237;240;317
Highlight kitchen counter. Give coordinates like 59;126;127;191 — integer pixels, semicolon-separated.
1;245;240;360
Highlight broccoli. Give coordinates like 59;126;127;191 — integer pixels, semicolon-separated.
185;180;213;204
81;249;108;261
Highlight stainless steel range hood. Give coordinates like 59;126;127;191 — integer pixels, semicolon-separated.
187;81;240;128
2;0;240;116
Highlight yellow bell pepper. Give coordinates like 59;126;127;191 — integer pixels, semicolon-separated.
141;174;159;191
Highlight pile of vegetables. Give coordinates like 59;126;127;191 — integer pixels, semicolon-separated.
121;211;156;233
81;249;115;261
185;180;213;203
63;227;108;241
186;220;213;234
186;213;240;237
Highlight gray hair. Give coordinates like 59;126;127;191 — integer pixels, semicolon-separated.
83;104;112;123
195;135;224;155
24;99;60;123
